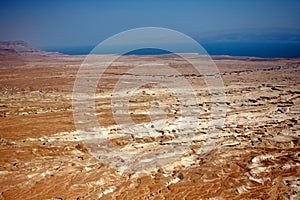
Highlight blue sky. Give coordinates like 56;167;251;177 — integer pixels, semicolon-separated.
0;0;299;47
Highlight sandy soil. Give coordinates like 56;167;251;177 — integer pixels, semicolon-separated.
0;52;299;199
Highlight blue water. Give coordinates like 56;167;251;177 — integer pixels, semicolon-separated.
44;41;300;58
202;42;300;58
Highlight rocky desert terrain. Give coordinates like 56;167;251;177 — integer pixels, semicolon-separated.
0;43;299;199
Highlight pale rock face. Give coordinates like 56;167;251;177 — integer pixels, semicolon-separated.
0;48;299;199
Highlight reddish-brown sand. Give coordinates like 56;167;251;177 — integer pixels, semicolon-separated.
0;51;299;199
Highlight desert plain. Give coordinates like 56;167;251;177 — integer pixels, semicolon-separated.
0;43;300;199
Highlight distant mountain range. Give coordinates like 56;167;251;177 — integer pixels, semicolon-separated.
193;28;300;42
0;40;43;53
0;41;64;62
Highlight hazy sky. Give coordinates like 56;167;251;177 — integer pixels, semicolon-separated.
0;0;299;47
